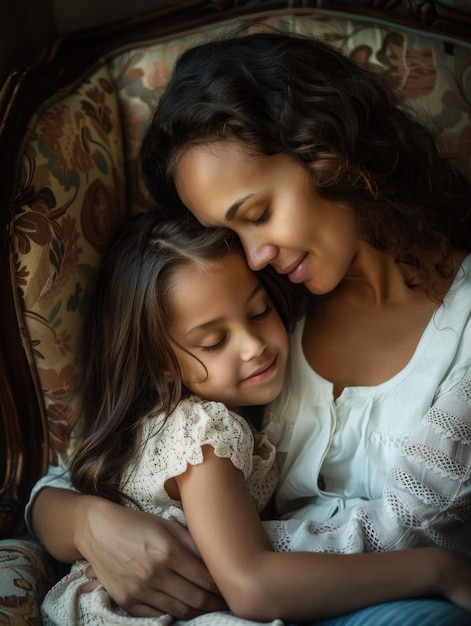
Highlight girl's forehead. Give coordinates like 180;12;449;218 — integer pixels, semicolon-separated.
169;250;251;290
166;251;261;329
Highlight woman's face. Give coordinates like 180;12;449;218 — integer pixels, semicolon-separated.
175;139;359;295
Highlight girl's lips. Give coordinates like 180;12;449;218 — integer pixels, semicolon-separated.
242;356;277;383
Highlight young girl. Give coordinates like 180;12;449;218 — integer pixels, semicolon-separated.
41;212;471;626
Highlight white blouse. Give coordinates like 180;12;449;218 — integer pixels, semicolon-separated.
265;254;471;554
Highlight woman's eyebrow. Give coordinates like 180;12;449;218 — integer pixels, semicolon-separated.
225;193;255;221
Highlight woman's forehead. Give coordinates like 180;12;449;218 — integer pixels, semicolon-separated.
175;141;290;227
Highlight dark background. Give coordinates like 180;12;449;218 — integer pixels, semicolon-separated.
1;0;175;86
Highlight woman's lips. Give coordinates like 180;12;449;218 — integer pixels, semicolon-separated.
283;253;308;283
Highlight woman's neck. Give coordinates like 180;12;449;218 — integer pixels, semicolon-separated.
339;243;466;308
302;245;467;396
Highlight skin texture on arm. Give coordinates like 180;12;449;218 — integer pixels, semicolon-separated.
32;487;225;618
175;445;471;623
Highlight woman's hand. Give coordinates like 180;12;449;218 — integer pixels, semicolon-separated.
33;488;225;618
76;502;225;618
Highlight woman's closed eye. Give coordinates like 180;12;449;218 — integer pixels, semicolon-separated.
253;207;270;226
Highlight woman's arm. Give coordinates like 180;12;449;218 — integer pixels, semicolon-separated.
31;484;225;618
175;445;471;623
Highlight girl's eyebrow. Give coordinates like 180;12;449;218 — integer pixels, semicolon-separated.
225;193;255;221
184;283;264;337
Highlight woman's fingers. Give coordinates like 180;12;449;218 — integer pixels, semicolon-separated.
78;562;225;618
75;504;226;617
76;578;102;596
121;581;225;619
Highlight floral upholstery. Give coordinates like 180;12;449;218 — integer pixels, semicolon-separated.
13;64;129;464
0;540;57;624
2;7;470;624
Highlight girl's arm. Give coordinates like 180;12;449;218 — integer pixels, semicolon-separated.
175;445;471;623
31;485;225;618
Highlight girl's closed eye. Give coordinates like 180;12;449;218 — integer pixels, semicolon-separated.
201;336;227;352
250;302;273;321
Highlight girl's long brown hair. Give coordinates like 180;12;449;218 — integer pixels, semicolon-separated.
70;212;297;504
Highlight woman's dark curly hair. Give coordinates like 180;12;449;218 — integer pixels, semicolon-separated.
140;30;471;291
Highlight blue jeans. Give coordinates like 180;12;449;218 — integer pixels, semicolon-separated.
291;598;471;626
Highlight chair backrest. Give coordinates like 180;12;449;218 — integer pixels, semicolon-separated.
1;0;470;538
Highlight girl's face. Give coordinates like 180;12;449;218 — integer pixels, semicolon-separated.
167;251;288;410
175;140;359;295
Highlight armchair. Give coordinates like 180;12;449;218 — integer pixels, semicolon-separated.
1;1;470;622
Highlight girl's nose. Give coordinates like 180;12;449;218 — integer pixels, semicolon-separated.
240;330;266;361
242;240;278;271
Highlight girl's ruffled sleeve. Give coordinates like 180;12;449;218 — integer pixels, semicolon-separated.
124;398;277;514
176;398;256;476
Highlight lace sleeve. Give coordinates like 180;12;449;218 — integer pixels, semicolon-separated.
382;365;471;552
122;398;261;503
266;366;471;555
175;399;256;477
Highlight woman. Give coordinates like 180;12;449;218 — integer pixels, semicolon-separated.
29;31;471;625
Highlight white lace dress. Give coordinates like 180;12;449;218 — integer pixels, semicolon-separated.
40;397;287;626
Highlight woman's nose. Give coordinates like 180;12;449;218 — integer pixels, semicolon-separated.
243;241;278;271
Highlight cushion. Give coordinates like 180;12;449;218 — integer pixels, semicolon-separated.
0;538;58;623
